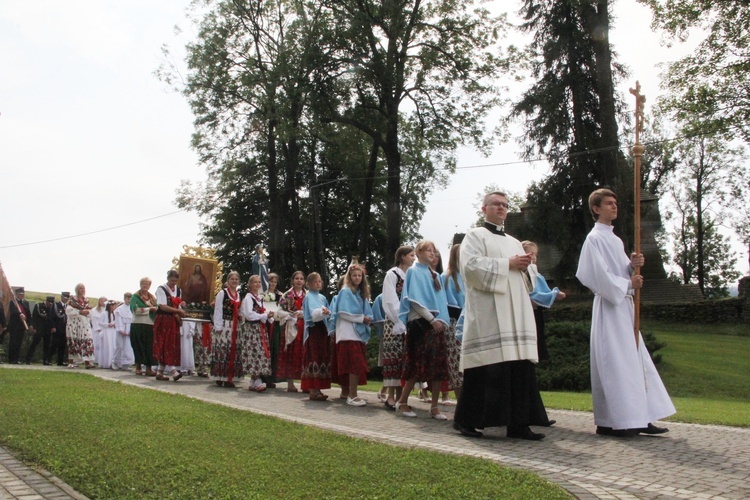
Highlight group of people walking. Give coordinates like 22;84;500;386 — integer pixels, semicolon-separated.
1;188;675;441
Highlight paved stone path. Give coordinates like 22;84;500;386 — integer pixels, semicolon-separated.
2;365;749;499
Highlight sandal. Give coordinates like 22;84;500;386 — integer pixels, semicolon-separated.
439;400;455;406
287;387;299;393
346;396;367;407
135;369;143;376
171;370;183;382
430;406;448;420
395;402;417;417
155;373;170;381
309;393;328;401
248;380;266;392
224;381;236;388
216;381;224;387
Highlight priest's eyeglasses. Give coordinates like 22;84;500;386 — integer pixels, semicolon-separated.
487;201;509;209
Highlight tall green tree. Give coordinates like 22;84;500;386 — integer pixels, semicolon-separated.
665;132;744;296
161;0;502;286
640;0;750;143
315;0;507;255
512;0;628;285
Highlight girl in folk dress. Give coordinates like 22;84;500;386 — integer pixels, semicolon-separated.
130;277;157;376
260;273;283;387
153;270;186;381
379;246;415;409
332;264;373;407
276;271;306;392
211;271;245;388
442;243;465;404
66;283;94;369
301;272;332;401
395;240;451;420
241;274;275;392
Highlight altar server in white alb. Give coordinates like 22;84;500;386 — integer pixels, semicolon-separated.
576;188;675;437
453;191;550;441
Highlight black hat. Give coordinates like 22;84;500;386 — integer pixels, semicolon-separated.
61;292;71;298
46;295;55;302
13;286;25;294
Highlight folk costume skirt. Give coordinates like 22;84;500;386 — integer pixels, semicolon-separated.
211;323;246;383
277;318;304;380
66;316;94;364
241;321;271;379
194;322;212;375
335;340;369;385
380;319;405;387
301;322;332;390
402;318;449;382
153;314;181;367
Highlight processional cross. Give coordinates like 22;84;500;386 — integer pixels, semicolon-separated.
629;81;646;348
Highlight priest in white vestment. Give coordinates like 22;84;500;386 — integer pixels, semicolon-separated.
576;188;675;437
453;191;550;440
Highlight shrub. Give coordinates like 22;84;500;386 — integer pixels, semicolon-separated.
537;319;667;391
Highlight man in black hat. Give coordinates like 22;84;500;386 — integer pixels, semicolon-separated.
26;295;54;364
7;287;31;364
48;292;70;366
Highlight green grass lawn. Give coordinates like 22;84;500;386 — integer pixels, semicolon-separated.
0;369;568;499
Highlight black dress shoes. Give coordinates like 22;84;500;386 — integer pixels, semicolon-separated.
542;419;556;427
637;423;669;435
453;421;483;438
596;426;639;437
507;426;545;441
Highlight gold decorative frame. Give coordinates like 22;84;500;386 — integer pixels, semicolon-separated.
171;245;224;305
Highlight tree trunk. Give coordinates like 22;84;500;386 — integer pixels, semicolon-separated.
358;142;379;265
266;113;285;275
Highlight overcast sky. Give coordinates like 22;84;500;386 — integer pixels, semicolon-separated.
3;0;732;300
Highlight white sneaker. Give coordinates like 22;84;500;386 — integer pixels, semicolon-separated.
347;397;367;407
395;402;417;417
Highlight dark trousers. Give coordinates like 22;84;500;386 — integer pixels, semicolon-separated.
26;330;51;363
50;332;67;365
8;329;25;363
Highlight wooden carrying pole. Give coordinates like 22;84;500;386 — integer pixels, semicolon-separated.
629;81;646;348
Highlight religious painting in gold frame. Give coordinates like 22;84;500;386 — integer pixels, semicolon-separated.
172;245;224;320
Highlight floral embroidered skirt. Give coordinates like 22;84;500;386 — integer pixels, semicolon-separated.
241;321;271;379
66;316;94;363
211;324;247;383
194;322;212;375
380;319;405;387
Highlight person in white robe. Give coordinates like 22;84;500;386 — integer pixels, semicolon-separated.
113;293;135;370
453;191;549;440
576;188;675;437
180;321;196;374
90;297;107;366
96;301;117;369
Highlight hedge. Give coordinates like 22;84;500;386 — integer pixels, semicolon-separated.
549;297;748;324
